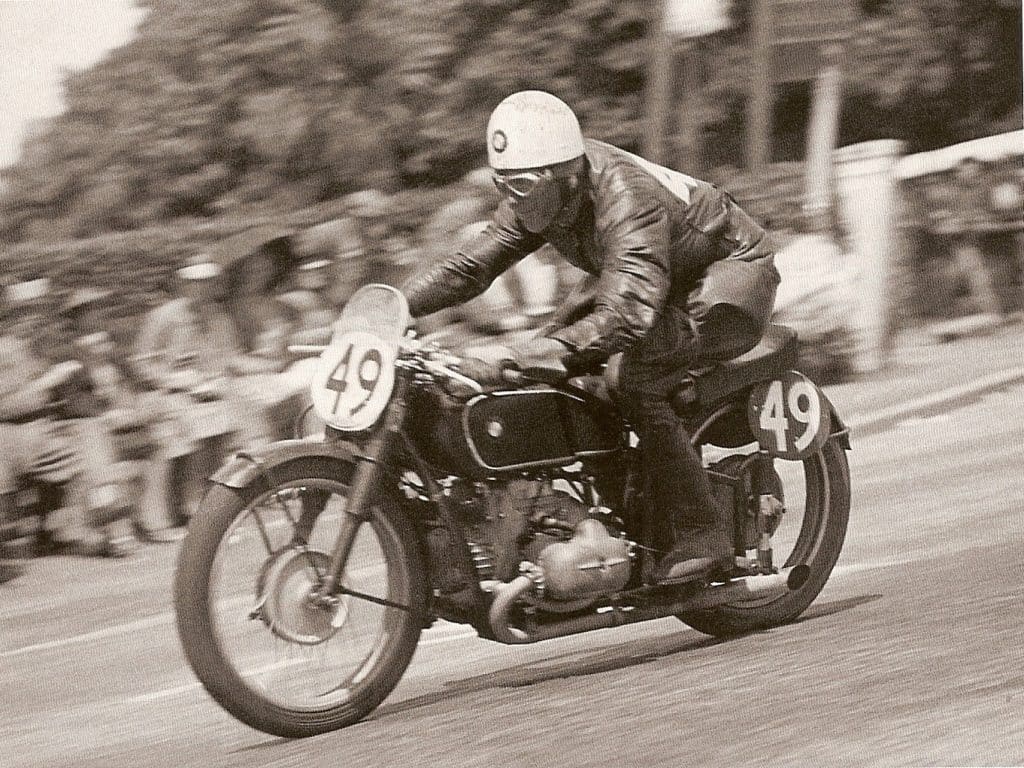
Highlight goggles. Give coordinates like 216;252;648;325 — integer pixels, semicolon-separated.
492;169;550;198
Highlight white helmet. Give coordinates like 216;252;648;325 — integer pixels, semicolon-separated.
486;91;585;170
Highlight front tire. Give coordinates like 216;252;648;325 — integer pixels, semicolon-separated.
677;438;850;636
174;458;428;737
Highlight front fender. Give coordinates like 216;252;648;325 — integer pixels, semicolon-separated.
210;439;359;490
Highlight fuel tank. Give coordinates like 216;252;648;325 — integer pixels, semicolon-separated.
407;386;623;477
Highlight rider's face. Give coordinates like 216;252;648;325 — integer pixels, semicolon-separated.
494;169;569;233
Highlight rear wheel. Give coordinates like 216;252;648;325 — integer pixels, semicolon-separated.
174;459;428;737
677;437;850;636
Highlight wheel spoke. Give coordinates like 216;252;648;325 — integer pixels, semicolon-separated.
334;584;412;613
271;488;300;530
246;506;274;554
203;477;415;715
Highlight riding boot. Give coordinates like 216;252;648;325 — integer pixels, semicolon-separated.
633;403;734;584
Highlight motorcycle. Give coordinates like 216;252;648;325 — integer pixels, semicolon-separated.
174;284;851;737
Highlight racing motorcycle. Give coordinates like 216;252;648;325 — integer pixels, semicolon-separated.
174;284;851;737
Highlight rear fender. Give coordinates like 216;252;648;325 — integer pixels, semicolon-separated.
691;394;851;451
822;393;851;450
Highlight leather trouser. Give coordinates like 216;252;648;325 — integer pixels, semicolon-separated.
616;305;723;556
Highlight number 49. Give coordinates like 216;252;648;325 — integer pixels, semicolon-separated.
758;378;822;454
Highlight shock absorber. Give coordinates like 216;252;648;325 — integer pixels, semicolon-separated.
468;542;495;581
755;451;783;573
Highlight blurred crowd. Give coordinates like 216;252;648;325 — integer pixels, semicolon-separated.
0;170;572;586
908;154;1024;324
0;216;369;584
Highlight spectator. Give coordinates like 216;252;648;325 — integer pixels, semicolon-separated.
0;278;133;559
132;255;253;525
771;205;859;384
943;156;1005;319
278;257;338;348
61;288;183;543
222;247;308;442
277;218;369;394
286;217;367;327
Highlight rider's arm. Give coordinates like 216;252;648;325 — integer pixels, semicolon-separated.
548;174;671;357
537;273;599;336
402;199;544;319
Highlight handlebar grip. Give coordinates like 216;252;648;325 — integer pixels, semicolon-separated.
287;344;328;358
501;367;526;386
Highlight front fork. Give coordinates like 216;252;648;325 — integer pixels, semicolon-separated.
315;377;409;599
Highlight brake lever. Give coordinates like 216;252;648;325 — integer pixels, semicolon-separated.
505;361;569;387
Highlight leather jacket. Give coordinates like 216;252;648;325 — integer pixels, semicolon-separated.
403;139;779;360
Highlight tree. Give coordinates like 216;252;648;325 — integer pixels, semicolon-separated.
0;0;1018;244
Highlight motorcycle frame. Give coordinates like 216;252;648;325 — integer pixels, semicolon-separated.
210;367;851;636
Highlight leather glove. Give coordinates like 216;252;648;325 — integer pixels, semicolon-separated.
456;356;507;386
506;336;570;380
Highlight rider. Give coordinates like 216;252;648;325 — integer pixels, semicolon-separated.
402;90;780;584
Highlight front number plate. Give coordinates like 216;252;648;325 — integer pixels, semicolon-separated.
310;329;396;432
747;371;831;461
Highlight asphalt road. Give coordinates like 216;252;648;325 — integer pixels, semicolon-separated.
1;383;1022;768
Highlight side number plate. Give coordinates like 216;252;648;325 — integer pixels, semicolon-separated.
747;371;831;460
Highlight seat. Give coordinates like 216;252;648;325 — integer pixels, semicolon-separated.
568;324;800;411
680;323;799;409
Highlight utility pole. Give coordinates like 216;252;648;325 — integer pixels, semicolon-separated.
746;0;773;173
644;0;672;164
803;44;844;234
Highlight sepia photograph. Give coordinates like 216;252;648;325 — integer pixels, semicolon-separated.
0;1;1021;766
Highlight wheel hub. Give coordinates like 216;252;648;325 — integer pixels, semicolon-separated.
258;549;341;645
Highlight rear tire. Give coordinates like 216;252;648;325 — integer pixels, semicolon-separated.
174;459;428;737
677;438;850;636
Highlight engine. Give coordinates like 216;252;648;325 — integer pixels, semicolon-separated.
446;477;632;603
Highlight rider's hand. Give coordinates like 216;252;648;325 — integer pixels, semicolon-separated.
507;336;570;379
457;355;508;385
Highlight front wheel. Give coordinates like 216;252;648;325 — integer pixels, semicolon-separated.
677;437;850;636
174;458;428;737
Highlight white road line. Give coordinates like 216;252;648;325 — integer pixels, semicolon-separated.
0;602;473;658
0;612;174;658
830;557;916;578
123;659;307;705
128;681;200;704
419;627;478;646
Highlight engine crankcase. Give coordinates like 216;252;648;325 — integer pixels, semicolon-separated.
538;519;630;601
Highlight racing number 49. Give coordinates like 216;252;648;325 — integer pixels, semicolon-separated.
325;342;383;417
756;377;824;456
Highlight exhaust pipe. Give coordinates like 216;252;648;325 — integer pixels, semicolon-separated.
488;565;810;645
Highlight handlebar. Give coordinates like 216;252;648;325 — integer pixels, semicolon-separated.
283;334;563;394
287;344;328;358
